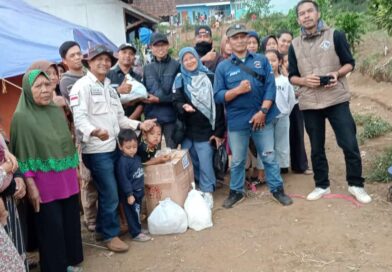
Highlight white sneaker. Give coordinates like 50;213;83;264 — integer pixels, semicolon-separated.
348;186;372;204
306;187;331;200
202;192;214;209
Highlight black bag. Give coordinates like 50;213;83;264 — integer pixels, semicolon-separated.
231;58;266;84
172;117;186;146
213;143;228;180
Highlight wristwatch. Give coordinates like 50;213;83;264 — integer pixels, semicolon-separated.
260;107;269;114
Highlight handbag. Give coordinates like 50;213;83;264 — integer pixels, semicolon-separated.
212;142;228;180
231;58;266;84
172;117;186;146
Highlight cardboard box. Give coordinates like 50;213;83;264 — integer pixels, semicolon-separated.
144;150;193;215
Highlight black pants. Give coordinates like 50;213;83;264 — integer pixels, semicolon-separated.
34;194;83;272
289;104;309;172
162;122;177;149
302;102;364;189
122;190;143;238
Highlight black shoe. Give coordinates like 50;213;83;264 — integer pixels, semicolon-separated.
223;190;245;208
272;189;293;206
280;167;289;174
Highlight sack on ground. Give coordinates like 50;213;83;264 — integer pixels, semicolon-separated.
148;198;188;235
184;184;213;231
119;75;148;103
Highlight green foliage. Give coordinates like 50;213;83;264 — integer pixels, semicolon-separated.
353;114;392;144
367;147;392;182
244;0;272;18
335;12;366;52
369;0;392;36
250;9;299;37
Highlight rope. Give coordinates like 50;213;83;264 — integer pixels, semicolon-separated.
1;78;22;94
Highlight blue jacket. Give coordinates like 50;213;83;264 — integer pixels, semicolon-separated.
214;52;280;131
143;55;180;124
115;155;144;198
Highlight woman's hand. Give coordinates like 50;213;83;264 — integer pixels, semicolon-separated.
0;161;13;174
13;177;26;199
26;178;41;213
182;104;196;113
0;198;8;225
209;135;224;148
4;150;18;173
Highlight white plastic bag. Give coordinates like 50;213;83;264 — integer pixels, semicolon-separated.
148;198;188;235
119;74;148;103
184;184;213;231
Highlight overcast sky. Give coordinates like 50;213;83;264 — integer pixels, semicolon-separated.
270;0;297;14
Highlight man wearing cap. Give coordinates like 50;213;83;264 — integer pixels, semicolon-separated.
59;41;98;233
70;45;156;252
143;33;180;148
194;25;224;73
214;24;293;208
107;43;144;120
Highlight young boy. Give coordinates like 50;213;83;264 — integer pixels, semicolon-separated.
116;129;151;242
137;123;171;165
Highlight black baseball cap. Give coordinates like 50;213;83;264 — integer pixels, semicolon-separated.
118;43;137;53
195;25;212;36
150;33;169;46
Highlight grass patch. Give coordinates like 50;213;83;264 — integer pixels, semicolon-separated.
353;114;392;144
367;147;392;182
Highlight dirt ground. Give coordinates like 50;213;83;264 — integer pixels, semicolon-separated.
80;72;392;272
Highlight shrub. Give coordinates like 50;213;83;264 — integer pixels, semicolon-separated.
367;147;392;182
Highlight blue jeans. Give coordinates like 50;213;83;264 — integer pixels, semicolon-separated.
228;121;283;193
82;151;120;241
256;116;290;169
182;138;216;192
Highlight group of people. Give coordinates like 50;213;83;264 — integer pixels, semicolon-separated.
0;1;372;271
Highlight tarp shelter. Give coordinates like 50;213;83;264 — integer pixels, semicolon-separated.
0;0;117;136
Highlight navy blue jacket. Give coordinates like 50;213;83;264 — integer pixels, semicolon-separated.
214;52;280;131
143;55;180;124
115;154;144;198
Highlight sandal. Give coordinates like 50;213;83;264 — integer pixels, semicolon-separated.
132;233;151;242
67;266;83;272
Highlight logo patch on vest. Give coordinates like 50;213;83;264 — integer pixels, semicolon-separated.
254;61;261;68
320;40;331;50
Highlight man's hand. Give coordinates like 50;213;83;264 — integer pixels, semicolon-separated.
237;80;252;95
140;119;157;131
91;128;109;141
143;94;160;104
183;104;196;113
302;74;321;88
127;195;135;205
325;71;339;88
201;48;217;63
26;179;41;213
117;79;132;94
249;111;266;130
14;177;26;199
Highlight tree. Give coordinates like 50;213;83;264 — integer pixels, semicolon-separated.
244;0;272;18
369;0;392;36
335;12;365;52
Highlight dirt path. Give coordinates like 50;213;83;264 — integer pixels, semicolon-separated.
81;72;392;272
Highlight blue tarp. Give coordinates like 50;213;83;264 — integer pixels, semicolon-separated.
0;0;117;78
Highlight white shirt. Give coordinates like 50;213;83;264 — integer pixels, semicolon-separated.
275;75;296;118
70;71;139;154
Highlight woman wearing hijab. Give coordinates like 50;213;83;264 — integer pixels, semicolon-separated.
10;69;83;272
28;61;66;107
173;47;225;209
247;31;261;53
0;132;28;271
